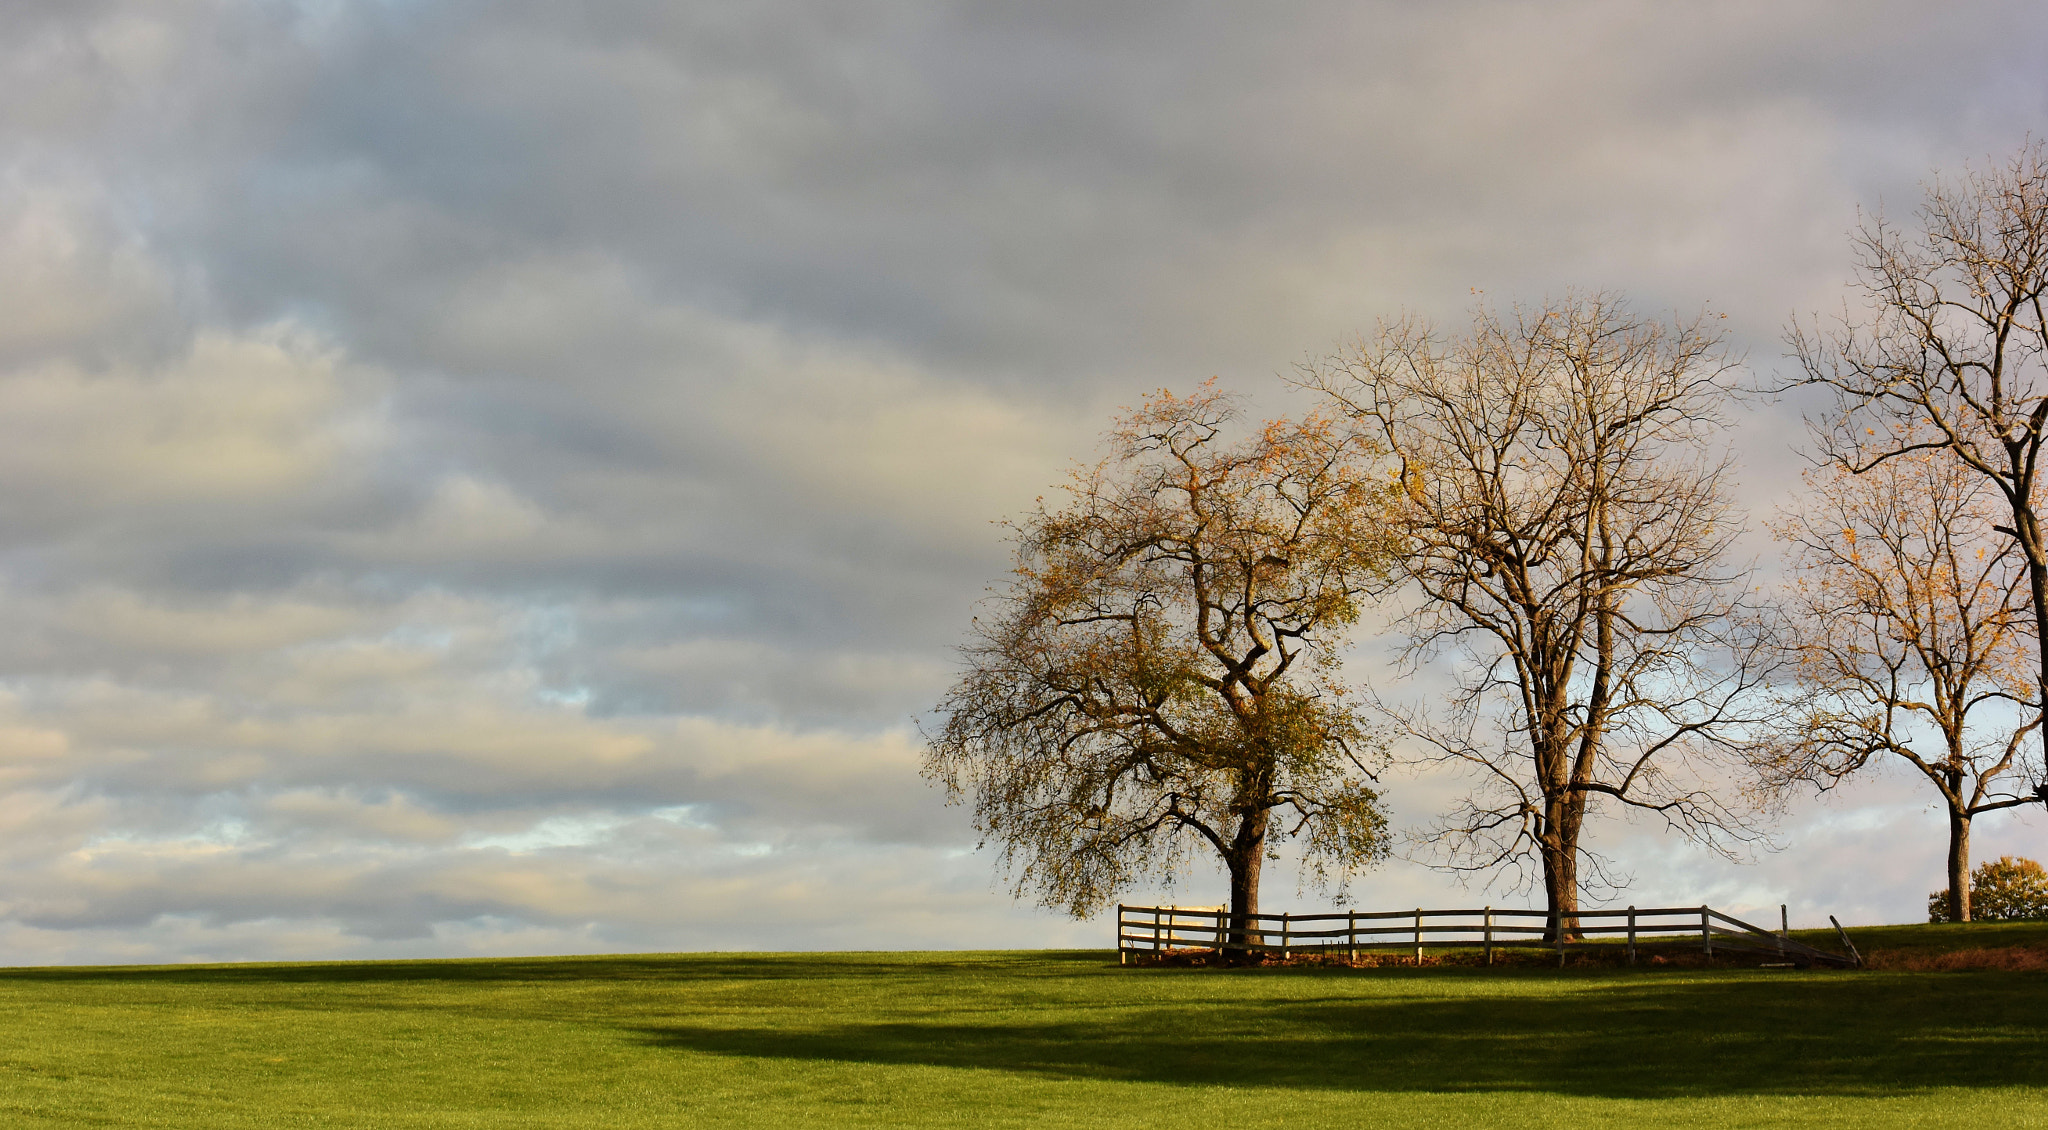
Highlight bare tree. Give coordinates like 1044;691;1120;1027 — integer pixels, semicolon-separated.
1769;449;2040;922
1791;140;2048;788
1303;295;1774;934
924;384;1399;947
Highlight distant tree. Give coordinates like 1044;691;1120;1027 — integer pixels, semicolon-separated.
1769;449;2040;923
1791;140;2048;790
1930;856;2048;922
1303;295;1776;937
924;384;1399;948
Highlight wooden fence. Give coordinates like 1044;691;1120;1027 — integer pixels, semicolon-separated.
1115;903;1860;968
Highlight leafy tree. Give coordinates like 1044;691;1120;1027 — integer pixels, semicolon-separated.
925;384;1398;947
1930;856;2048;922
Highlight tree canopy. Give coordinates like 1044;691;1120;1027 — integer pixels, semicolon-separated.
924;384;1399;939
1770;448;2039;922
1303;295;1774;930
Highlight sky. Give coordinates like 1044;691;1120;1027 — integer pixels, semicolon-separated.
0;0;2043;964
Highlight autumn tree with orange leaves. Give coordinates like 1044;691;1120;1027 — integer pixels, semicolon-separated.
1770;448;2041;923
924;385;1399;947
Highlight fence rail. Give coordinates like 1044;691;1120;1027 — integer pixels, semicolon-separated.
1115;903;1858;968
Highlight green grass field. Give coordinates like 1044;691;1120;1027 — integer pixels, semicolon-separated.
0;923;2042;1128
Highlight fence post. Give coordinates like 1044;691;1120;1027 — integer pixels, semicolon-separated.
1281;912;1291;960
1483;907;1493;966
1118;904;1127;965
1778;904;1788;958
1700;906;1712;959
1554;909;1565;967
1830;914;1863;968
1626;905;1637;966
1413;908;1423;965
1153;906;1162;954
1348;910;1357;962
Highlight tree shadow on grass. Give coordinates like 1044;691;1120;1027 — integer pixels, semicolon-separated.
628;971;2048;1099
4;949;2042;1099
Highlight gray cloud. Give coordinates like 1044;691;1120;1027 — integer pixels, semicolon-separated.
0;0;2041;961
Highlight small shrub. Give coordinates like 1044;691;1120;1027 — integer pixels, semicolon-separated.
1928;856;2048;923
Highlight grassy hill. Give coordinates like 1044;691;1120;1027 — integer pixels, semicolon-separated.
1813;919;2048;967
0;922;2042;1127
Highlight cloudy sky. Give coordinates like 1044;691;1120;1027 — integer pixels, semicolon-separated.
0;0;2043;964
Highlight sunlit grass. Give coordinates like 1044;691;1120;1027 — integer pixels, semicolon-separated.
0;923;2040;1127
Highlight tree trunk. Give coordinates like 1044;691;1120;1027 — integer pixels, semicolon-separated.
1540;793;1583;941
1948;807;1972;923
2031;557;2048;814
1224;807;1268;952
2010;486;2048;824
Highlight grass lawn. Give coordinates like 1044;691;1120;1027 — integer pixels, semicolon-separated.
0;923;2042;1127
